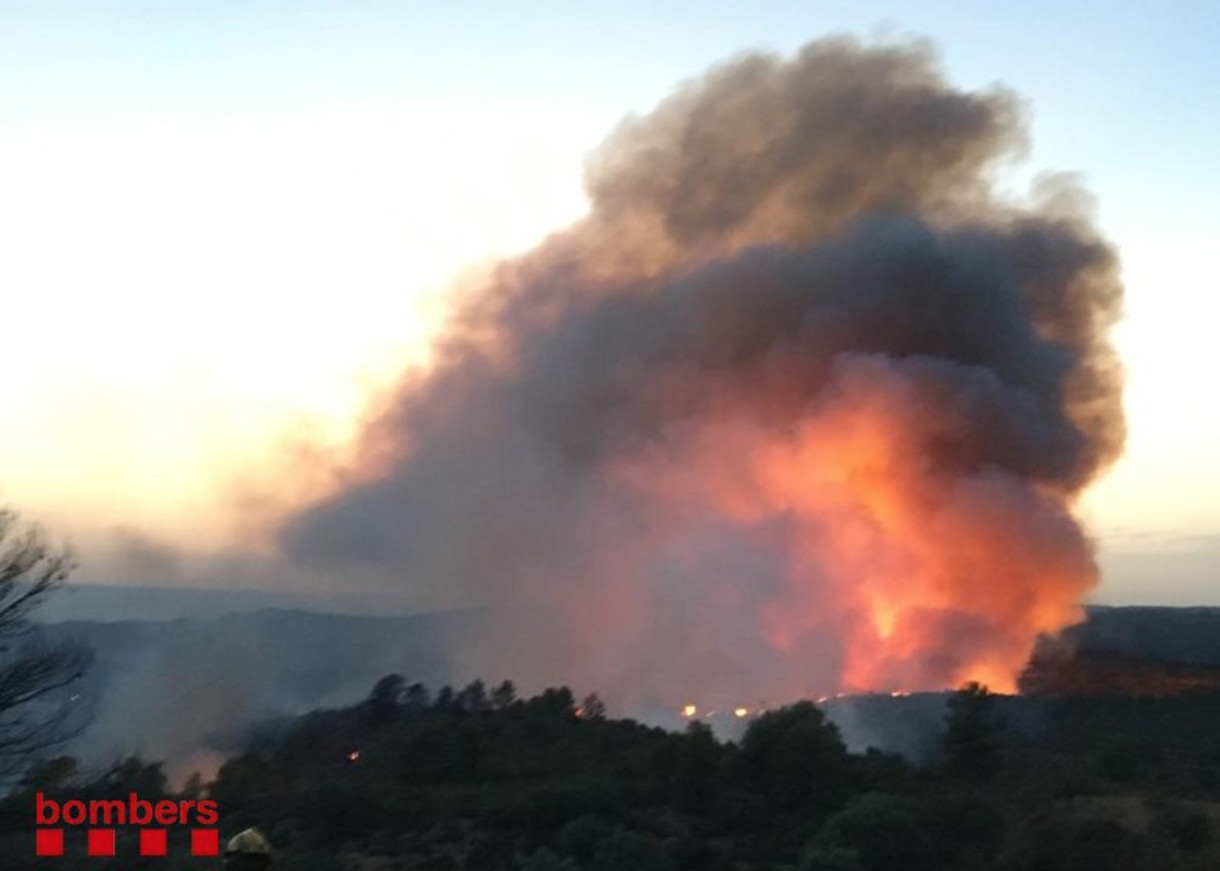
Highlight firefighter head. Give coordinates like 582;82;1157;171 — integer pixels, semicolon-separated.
223;828;272;871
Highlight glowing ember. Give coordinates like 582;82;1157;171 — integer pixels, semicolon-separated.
347;750;361;762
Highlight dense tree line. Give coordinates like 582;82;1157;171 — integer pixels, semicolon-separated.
4;677;1220;870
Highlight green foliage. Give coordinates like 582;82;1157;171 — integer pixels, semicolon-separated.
1008;818;1155;871
491;680;517;711
556;815;614;863
737;701;851;812
91;757;170;800
668;720;724;814
813;793;934;871
404;681;431;712
279;852;346;871
1150;801;1213;851
364;673;406;723
799;846;863;871
943;682;1005;779
0;509;91;774
14;674;1220;871
588;829;673;871
580;693;606;721
18;755;79;791
521;848;579;871
459;679;491;713
923;791;1006;857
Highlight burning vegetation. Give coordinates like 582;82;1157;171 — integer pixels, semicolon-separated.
278;36;1124;708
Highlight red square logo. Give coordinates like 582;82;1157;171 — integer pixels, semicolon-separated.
191;828;220;857
87;829;116;857
36;828;64;857
140;828;168;856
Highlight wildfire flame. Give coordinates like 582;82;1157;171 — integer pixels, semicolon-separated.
279;36;1124;710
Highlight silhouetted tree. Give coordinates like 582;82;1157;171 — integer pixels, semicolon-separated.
491;679;517;711
671;720;722;814
90;756;170;800
529;687;577;718
191;675;1220;871
811;793;935;871
0;510;91;775
580;693;606;720
459;679;489;712
404;682;430;713
17;754;79;792
434;685;456;711
365;674;406;723
737;701;850;811
589;829;673;871
556;815;615;864
1150;801;1213;852
799;846;863;871
522;848;579;871
942;682;1004;780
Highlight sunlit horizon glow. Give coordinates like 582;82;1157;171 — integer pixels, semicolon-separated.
0;99;598;554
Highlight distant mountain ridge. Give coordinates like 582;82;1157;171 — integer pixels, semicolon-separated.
1069;605;1220;665
36;606;471;778
1020;605;1220;697
27;591;1220;776
38;583;422;622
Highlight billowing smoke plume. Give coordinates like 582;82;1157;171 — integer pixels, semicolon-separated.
278;37;1123;709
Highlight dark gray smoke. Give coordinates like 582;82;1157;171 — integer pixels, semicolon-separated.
277;36;1123;710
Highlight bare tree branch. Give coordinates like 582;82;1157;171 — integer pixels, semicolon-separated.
0;509;91;776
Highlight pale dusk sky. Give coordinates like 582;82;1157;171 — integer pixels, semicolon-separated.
0;1;1216;604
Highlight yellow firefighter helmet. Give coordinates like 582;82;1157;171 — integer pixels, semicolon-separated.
224;828;272;857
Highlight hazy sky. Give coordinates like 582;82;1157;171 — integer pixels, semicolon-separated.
0;1;1216;604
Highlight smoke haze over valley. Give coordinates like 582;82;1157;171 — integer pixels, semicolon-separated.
268;37;1124;710
3;4;1218;795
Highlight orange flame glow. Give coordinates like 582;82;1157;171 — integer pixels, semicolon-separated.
607;355;1096;696
275;37;1123;712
